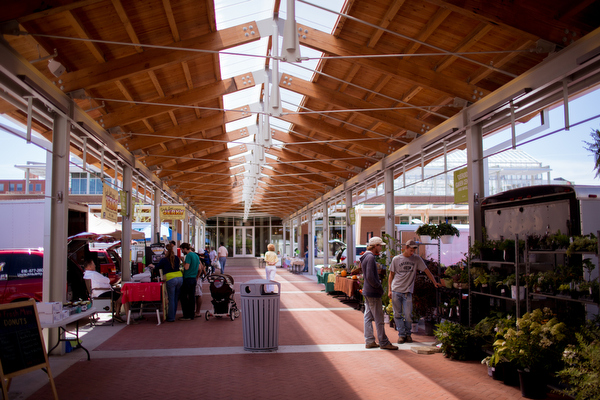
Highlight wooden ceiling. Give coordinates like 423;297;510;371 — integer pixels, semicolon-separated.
1;0;599;218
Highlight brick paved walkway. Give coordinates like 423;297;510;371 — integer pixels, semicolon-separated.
14;265;565;399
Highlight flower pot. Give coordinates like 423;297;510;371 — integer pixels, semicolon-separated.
411;322;419;333
480;284;490;294
503;362;519;387
487;365;493;377
419;235;432;244
454;282;469;290
511;285;526;300
518;369;547;399
384;313;390;324
440;235;454;244
491;363;504;381
444;279;454;288
423;320;435;336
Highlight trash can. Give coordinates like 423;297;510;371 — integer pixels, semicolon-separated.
241;279;281;351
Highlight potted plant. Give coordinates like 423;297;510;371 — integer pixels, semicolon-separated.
415;223;439;242
472;267;490;292
443;266;460;288
438;222;460;244
557;315;600;399
453;268;470;290
434;320;480;361
502;308;569;398
566;233;598;257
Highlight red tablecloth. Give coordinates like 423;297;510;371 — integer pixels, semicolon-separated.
121;282;162;303
334;275;360;297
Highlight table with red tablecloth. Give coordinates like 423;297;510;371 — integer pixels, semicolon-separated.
334;275;360;298
121;282;164;325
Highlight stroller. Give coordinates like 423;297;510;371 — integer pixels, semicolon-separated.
205;274;240;321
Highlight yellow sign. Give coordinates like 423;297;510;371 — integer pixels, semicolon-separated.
160;205;186;220
349;207;356;225
454;167;469;204
119;190;128;217
102;184;119;223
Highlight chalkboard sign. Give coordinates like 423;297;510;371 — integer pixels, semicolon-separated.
0;299;57;399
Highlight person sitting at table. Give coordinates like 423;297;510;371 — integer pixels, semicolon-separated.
84;259;126;323
156;243;183;322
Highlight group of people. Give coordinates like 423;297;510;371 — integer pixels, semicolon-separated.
85;241;230;323
361;236;441;349
157;242;228;321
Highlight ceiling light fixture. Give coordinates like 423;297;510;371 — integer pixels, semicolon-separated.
48;58;66;77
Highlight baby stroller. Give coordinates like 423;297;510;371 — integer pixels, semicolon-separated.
205;273;240;321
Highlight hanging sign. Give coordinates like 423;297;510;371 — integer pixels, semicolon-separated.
349;207;356;225
454;167;469;204
119;190;128;217
102;184;119;223
160;205;186;220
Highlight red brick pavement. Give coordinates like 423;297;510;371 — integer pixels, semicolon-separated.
27;265;565;400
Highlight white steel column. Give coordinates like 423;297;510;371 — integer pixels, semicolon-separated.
466;120;486;243
122;164;132;281
308;211;314;274
323;202;329;269
43;111;70;354
384;168;395;262
152;188;161;243
345;189;354;268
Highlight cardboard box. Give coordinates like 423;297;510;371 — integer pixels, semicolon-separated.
38;312;62;324
36;301;62;314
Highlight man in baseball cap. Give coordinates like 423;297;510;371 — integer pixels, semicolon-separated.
361;236;397;350
388;239;441;344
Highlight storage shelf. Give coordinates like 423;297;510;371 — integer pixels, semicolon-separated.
531;293;598;305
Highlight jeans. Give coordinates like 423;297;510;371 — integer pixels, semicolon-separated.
391;291;413;337
219;257;227;273
166;277;183;321
364;296;391;346
181;277;197;319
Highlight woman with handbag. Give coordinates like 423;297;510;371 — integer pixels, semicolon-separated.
157;243;183;322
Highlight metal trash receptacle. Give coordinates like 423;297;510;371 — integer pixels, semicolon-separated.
241;279;281;351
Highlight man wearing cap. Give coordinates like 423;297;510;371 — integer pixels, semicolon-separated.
389;239;441;344
361;236;398;350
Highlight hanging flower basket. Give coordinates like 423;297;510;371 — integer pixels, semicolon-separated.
440;235;454;244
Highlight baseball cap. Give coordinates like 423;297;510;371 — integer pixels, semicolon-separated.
405;239;418;248
368;236;384;246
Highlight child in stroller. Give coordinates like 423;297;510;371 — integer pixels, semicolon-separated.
205;273;240;321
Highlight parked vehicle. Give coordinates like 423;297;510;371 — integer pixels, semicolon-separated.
338;245;368;265
67;233;122;284
0;248;86;304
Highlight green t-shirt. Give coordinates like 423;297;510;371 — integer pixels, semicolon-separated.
183;251;200;279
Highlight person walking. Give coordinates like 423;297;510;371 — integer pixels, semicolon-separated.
156;243;183;322
389;239;441;343
218;242;228;273
361;237;397;350
264;243;278;292
180;242;200;321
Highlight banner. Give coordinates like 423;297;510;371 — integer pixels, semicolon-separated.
454;167;469;204
160;205;186;220
119;190;128;217
102;184;119;223
349;207;356;225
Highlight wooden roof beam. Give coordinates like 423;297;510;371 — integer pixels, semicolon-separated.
297;23;488;102
58;22;260;93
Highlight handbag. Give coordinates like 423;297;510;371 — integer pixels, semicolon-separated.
212;258;220;268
